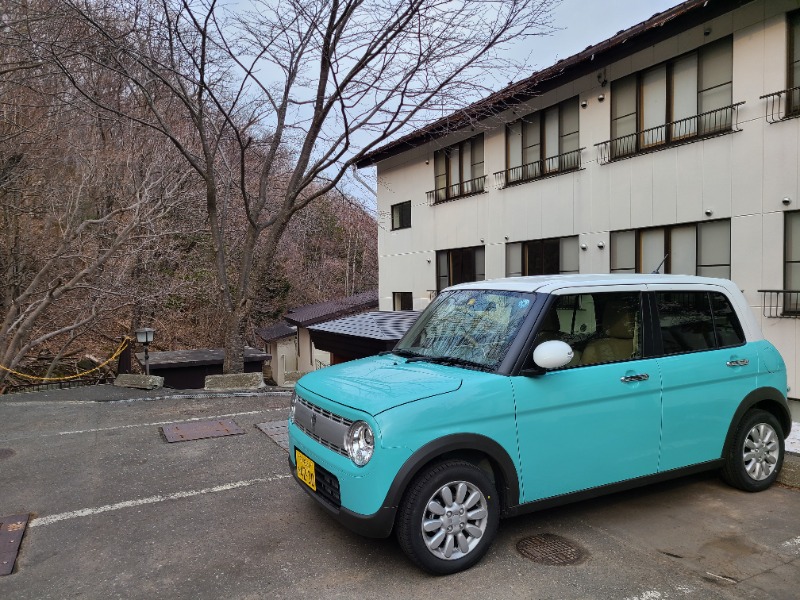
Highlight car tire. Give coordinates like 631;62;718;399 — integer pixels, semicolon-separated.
395;460;499;575
721;409;784;492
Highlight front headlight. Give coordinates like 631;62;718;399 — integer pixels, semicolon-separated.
345;420;374;467
289;391;298;423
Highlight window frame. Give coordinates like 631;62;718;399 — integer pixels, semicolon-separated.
392;292;414;311
435;246;486;292
607;37;734;159
431;135;485;202
390;201;411;231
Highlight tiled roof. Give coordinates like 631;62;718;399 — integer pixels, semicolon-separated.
283;290;379;328
308;311;420;341
356;0;744;167
255;322;297;343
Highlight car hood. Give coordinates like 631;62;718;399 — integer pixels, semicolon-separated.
297;354;463;416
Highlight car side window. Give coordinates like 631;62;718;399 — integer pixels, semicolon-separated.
534;292;642;367
710;292;746;347
655;292;715;354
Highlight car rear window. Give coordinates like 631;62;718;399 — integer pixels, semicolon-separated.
655;291;745;355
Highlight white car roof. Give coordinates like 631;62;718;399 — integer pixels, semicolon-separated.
448;274;738;294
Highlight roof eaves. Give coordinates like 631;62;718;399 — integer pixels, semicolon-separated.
356;0;738;168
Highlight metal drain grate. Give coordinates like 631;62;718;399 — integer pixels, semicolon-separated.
161;419;245;443
256;420;289;452
516;533;587;566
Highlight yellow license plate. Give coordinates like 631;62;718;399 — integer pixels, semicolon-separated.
295;449;316;491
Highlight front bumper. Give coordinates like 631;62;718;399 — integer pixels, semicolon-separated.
288;455;397;538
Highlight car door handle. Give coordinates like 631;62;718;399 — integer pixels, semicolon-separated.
620;373;649;383
726;359;749;367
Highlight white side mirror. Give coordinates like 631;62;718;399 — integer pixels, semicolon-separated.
533;340;574;370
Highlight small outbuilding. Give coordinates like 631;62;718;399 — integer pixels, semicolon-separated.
135;347;268;389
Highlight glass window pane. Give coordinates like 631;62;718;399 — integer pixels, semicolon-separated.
710;292;745;347
612;75;637;119
474;247;486;281
449;146;460;187
506;242;523;277
507;122;522;169
580;292;642;365
462;141;472;181
672;54;698;123
437;251;449;291
697;220;730;269
697;265;731;278
641;66;667;134
699;39;733;92
786;211;800;262
560;236;579;273
560;98;579;138
787;262;800;289
544;106;560;161
656;292;716;354
698;83;733;114
639;229;665;273
611;230;636;272
542;239;560;274
669;225;697;275
471;136;484;178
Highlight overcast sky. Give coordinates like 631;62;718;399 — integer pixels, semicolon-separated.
518;0;681;70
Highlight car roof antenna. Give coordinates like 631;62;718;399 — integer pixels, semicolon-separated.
651;254;669;274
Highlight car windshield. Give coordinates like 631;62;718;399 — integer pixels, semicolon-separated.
394;289;534;371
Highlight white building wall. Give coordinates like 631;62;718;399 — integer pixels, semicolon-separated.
374;0;800;397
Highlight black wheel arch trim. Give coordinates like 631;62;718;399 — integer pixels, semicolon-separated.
722;387;791;458
383;433;520;517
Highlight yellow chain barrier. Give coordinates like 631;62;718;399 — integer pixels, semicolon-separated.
0;337;132;382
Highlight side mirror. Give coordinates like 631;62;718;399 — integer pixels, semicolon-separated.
533;340;574;370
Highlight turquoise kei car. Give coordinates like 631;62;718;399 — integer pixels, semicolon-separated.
288;274;791;574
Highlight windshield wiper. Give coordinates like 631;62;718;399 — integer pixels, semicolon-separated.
406;355;490;371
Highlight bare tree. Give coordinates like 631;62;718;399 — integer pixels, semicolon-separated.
43;0;556;373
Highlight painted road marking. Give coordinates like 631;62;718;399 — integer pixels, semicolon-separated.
30;475;291;527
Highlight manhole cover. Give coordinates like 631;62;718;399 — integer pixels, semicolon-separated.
256;421;289;452
0;449;14;461
516;533;587;566
161;419;245;443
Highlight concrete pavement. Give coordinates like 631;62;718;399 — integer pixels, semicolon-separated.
0;386;798;599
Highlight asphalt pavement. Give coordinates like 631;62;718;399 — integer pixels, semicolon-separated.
0;385;799;599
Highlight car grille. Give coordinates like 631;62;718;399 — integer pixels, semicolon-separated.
294;396;352;457
315;463;341;508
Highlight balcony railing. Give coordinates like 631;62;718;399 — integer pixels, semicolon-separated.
760;87;800;124
493;148;584;189
758;290;800;318
427;175;486;205
595;102;745;164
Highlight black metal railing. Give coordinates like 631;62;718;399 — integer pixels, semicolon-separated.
493;148;584;189
427;175;487;205
758;289;800;318
595;102;745;164
760;87;800;124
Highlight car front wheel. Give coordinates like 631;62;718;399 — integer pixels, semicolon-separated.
396;460;499;575
722;409;784;492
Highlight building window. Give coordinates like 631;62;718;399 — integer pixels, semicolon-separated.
610;221;730;277
790;11;800;113
606;38;735;160
787;211;800;311
436;246;485;292
501;98;580;187
391;201;411;230
505;236;579;277
428;135;485;204
393;292;414;311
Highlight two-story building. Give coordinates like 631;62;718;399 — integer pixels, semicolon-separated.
357;0;800;398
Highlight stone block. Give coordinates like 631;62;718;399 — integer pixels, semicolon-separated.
204;372;265;391
114;374;164;390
